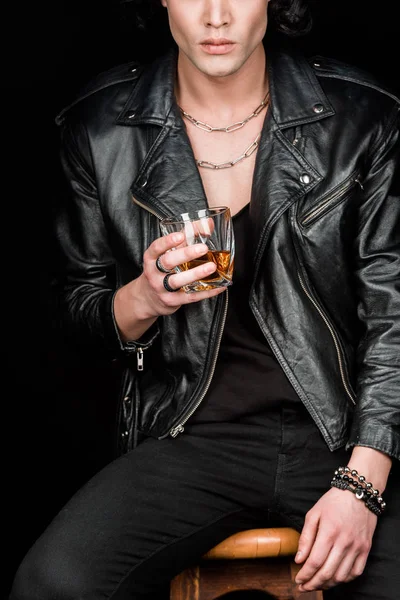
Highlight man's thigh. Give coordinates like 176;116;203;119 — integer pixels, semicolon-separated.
11;430;276;600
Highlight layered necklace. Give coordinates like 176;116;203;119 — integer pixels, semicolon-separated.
179;91;270;170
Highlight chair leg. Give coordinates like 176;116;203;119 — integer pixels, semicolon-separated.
170;565;200;600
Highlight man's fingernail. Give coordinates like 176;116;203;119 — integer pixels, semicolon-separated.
295;551;302;560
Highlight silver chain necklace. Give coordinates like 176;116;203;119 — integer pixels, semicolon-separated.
179;91;270;133
196;132;262;170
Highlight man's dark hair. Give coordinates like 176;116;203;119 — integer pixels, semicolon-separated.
121;0;313;38
269;0;313;37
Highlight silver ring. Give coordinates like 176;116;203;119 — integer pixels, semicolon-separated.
163;273;180;293
155;255;172;274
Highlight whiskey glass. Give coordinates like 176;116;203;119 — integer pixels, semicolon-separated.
159;206;235;293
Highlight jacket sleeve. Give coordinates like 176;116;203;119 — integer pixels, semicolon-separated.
347;103;400;460
54;115;157;359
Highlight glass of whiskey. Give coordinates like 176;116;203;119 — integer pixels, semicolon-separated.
159;206;234;293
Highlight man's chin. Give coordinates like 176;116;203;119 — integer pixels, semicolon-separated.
191;57;245;79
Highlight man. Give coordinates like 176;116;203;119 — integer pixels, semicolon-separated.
10;1;399;598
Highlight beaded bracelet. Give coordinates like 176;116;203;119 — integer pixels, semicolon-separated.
330;466;387;516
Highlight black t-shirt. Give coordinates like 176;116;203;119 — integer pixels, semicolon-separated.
187;203;300;426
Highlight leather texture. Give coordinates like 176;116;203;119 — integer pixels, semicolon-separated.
54;43;400;460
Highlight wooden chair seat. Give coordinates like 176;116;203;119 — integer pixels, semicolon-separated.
203;527;300;560
170;527;323;600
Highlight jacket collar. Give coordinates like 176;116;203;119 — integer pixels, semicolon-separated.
267;45;335;126
117;47;180;128
117;43;335;128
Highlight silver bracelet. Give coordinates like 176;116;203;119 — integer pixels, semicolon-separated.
330;466;386;516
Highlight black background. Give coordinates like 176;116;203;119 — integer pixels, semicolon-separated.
3;1;399;597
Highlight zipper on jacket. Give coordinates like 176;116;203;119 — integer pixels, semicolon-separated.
170;290;229;437
132;195;166;220
123;342;152;371
301;174;359;226
136;348;144;371
297;270;356;405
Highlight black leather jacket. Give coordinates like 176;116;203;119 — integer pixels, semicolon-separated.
55;45;400;460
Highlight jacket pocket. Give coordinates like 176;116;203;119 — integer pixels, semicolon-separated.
300;171;361;227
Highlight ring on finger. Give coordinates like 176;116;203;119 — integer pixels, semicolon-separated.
163;273;181;293
155;255;172;274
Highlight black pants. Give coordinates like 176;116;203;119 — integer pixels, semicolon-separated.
10;400;400;599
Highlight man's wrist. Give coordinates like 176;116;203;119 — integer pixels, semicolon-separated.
128;277;158;321
347;446;392;493
114;279;158;341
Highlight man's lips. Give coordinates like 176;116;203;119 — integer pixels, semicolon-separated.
200;39;236;55
201;38;235;46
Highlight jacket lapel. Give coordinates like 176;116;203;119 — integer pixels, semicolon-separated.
250;45;335;266
119;48;208;218
131;115;208;218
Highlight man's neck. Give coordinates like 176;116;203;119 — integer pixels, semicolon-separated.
175;45;268;122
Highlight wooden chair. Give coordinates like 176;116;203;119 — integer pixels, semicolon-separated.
170;527;323;600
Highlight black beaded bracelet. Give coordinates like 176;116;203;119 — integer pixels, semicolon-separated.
330;466;386;516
